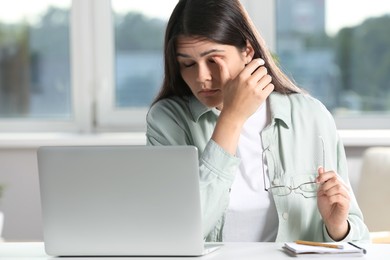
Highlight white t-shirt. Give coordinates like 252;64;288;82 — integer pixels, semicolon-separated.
222;101;279;242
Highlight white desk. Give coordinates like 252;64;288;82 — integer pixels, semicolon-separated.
1;242;390;260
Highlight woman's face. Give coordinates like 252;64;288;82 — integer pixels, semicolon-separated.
176;36;251;109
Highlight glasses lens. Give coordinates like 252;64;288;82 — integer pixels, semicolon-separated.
299;182;319;193
268;186;291;196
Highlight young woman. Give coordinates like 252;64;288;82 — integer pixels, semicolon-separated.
146;0;369;243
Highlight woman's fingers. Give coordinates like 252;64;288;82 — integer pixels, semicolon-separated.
213;56;273;120
316;168;350;200
212;56;231;85
243;58;265;76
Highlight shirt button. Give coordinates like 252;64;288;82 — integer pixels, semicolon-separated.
282;212;289;220
273;178;280;185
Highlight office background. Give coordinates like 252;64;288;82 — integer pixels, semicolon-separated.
0;0;390;241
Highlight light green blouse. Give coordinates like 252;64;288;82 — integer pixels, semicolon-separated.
146;92;370;243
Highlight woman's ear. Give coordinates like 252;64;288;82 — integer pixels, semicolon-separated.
244;40;255;64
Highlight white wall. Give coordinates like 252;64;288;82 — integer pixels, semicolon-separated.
241;0;276;51
0;149;43;241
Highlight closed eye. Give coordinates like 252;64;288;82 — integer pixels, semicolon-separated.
183;62;195;68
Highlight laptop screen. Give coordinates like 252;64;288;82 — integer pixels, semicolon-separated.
37;145;207;256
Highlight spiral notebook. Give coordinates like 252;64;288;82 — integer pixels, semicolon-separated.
283;241;366;257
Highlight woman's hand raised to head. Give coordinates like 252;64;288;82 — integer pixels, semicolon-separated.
210;57;274;155
213;57;274;125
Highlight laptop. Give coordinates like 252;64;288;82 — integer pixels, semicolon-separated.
37;145;220;257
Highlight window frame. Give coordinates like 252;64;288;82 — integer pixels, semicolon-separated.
93;0;149;132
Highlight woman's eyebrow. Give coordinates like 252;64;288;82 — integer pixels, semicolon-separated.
200;49;225;57
176;49;225;58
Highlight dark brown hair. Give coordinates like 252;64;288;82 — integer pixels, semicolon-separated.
153;0;301;104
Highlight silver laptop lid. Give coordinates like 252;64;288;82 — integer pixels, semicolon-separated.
37;145;204;256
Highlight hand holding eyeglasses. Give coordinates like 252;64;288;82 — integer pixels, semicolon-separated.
316;166;351;241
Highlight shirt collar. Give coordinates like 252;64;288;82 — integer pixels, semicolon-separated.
188;92;292;128
189;96;213;122
268;92;292;128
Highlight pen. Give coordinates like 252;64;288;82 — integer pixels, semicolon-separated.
348;242;367;254
295;240;344;249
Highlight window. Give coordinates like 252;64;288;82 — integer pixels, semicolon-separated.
0;0;389;133
0;1;73;126
276;0;390;128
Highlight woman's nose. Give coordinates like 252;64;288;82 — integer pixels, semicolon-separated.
196;64;212;83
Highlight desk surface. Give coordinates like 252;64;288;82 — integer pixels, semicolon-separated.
1;242;389;260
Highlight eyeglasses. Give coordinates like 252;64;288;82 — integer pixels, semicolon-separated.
262;136;325;198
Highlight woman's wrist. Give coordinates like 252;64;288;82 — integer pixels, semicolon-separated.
326;220;350;241
211;111;245;155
